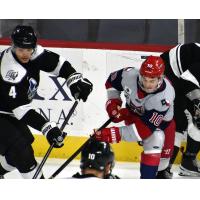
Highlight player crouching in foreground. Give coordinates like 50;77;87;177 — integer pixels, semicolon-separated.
72;140;119;179
94;56;176;179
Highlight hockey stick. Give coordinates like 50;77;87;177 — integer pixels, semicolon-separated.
33;99;79;179
48;118;112;179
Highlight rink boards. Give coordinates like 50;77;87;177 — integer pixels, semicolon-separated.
0;39;189;164
32;134;185;164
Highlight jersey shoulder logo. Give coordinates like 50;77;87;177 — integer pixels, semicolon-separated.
1;49;27;83
161;99;170;106
5;70;18;81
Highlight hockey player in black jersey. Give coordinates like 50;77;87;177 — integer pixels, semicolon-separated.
157;43;200;178
0;25;93;178
72;140;119;179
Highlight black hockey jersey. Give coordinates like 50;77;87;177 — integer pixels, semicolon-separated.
161;43;200;88
0;45;76;130
72;172;120;179
72;172;100;179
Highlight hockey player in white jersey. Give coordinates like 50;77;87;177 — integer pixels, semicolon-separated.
0;25;93;178
72;140;119;179
159;43;200;178
94;56;175;179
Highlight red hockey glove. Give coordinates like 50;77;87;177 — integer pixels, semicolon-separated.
94;127;121;143
106;99;130;123
118;108;131;120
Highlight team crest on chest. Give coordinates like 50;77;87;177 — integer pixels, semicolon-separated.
28;78;38;100
129;100;145;115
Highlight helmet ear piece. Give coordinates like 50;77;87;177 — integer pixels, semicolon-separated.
11;25;37;49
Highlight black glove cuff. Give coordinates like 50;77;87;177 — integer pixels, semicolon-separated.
41;121;57;136
66;72;82;87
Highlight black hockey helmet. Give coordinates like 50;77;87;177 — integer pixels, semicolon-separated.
11;25;37;49
80;140;115;171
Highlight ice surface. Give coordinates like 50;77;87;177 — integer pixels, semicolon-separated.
4;158;200;179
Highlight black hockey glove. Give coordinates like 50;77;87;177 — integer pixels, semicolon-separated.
42;122;65;148
67;73;93;102
193;99;200;129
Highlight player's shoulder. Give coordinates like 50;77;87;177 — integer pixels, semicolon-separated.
178;42;200;53
31;45;45;60
117;67;137;90
122;67;138;81
146;79;174;111
154;78;175;104
115;67;138;92
122;67;137;75
109;67;136;84
163;78;175;100
181;42;200;48
0;48;27;84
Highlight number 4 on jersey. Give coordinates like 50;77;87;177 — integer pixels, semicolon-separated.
9;86;17;98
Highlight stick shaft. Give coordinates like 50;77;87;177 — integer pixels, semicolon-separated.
49;118;112;179
32;100;79;179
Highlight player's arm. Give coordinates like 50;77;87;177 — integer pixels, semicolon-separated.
3;85;64;148
95;98;173;144
32;46;77;78
94;108;170;144
13;104;65;148
3;86;65;148
105;68;127;122
32;46;93;102
7;85;64;148
105;68;124;99
175;43;200;93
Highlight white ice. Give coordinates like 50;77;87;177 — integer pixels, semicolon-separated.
3;158;200;179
